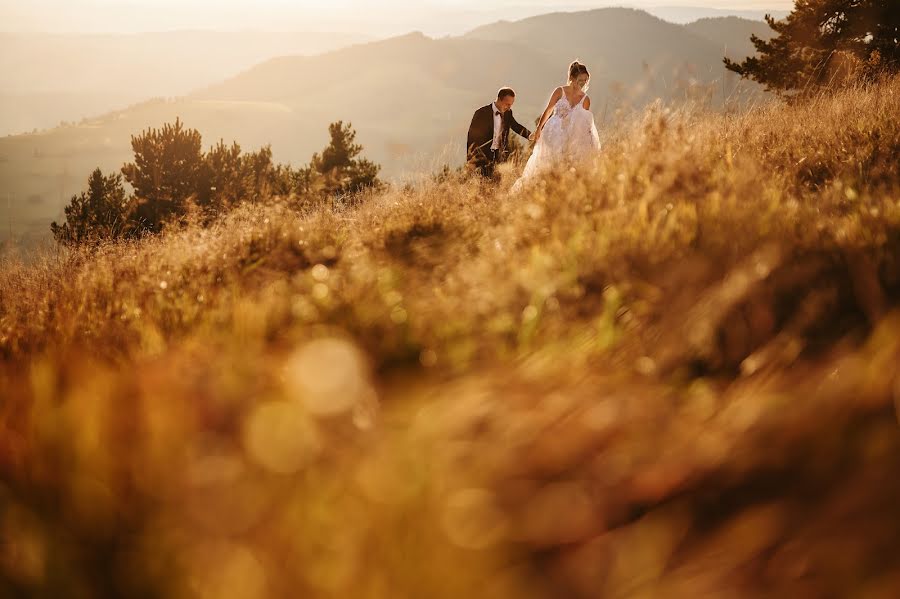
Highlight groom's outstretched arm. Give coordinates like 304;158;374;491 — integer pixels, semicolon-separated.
508;112;531;139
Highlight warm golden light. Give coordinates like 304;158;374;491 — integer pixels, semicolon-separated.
2;0;899;597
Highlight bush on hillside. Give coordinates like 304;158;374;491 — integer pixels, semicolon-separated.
49;168;132;246
310;121;382;196
121;117;204;232
52;120;382;244
196;141;282;214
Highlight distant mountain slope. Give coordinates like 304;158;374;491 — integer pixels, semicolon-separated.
0;8;770;249
685;16;776;62
646;6;789;24
193;31;559;133
0;31;374;136
464;8;753;106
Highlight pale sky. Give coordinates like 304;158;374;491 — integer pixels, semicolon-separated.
1;1;795;36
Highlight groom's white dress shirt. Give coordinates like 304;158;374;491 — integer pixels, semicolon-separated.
490;102;502;151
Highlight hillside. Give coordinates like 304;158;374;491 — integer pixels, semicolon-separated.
2;77;900;597
647;6;789;24
463;9;766;106
0;31;374;137
685;16;775;61
0;8;767;250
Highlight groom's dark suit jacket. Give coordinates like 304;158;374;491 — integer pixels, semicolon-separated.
466;104;532;169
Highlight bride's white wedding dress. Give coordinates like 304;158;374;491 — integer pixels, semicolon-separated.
511;89;601;193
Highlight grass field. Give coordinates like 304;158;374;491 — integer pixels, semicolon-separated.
2;76;900;598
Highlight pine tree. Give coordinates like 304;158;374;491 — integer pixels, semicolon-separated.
51;168;131;246
198;141;281;213
121;118;204;231
198;139;244;210
725;0;900;95
241;145;278;200
310;121;382;196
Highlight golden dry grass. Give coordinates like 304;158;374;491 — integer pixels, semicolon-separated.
2;77;900;598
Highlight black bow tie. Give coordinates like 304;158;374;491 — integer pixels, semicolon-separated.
495;111;501;116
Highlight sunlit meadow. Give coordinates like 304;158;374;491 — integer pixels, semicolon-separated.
2;76;900;597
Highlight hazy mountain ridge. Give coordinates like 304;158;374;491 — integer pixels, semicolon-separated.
685;16;776;60
463;8;744;93
645;6;789;24
0;8;772;249
0;30;374;136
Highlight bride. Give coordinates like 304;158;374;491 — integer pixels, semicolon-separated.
511;60;601;193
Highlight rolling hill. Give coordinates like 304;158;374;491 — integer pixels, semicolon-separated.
2;74;900;598
0;31;374;137
0;8;772;250
685;16;776;61
645;6;789;24
463;8;759;106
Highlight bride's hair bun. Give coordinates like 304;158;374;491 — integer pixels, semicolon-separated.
568;60;590;81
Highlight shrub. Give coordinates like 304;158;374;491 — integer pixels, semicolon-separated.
310;120;382;196
50;168;132;246
121;117;204;232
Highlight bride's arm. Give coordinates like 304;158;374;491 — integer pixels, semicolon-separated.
584;96;591;111
533;87;563;140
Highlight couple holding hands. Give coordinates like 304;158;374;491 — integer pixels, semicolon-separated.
466;60;601;191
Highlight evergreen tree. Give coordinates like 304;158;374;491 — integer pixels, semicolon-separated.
725;0;900;95
197;139;244;210
271;163;314;197
121;118;204;231
198;141;282;212
310;121;381;196
242;145;278;200
51;168;131;246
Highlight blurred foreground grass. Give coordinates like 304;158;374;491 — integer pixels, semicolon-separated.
2;78;900;598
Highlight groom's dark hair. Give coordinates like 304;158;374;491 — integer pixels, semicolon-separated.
497;87;516;100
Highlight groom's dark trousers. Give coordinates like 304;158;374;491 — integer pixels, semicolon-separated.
466;105;531;179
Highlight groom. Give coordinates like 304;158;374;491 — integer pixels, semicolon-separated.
466;87;532;179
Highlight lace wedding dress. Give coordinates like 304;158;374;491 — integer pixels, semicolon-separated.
511;90;601;193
